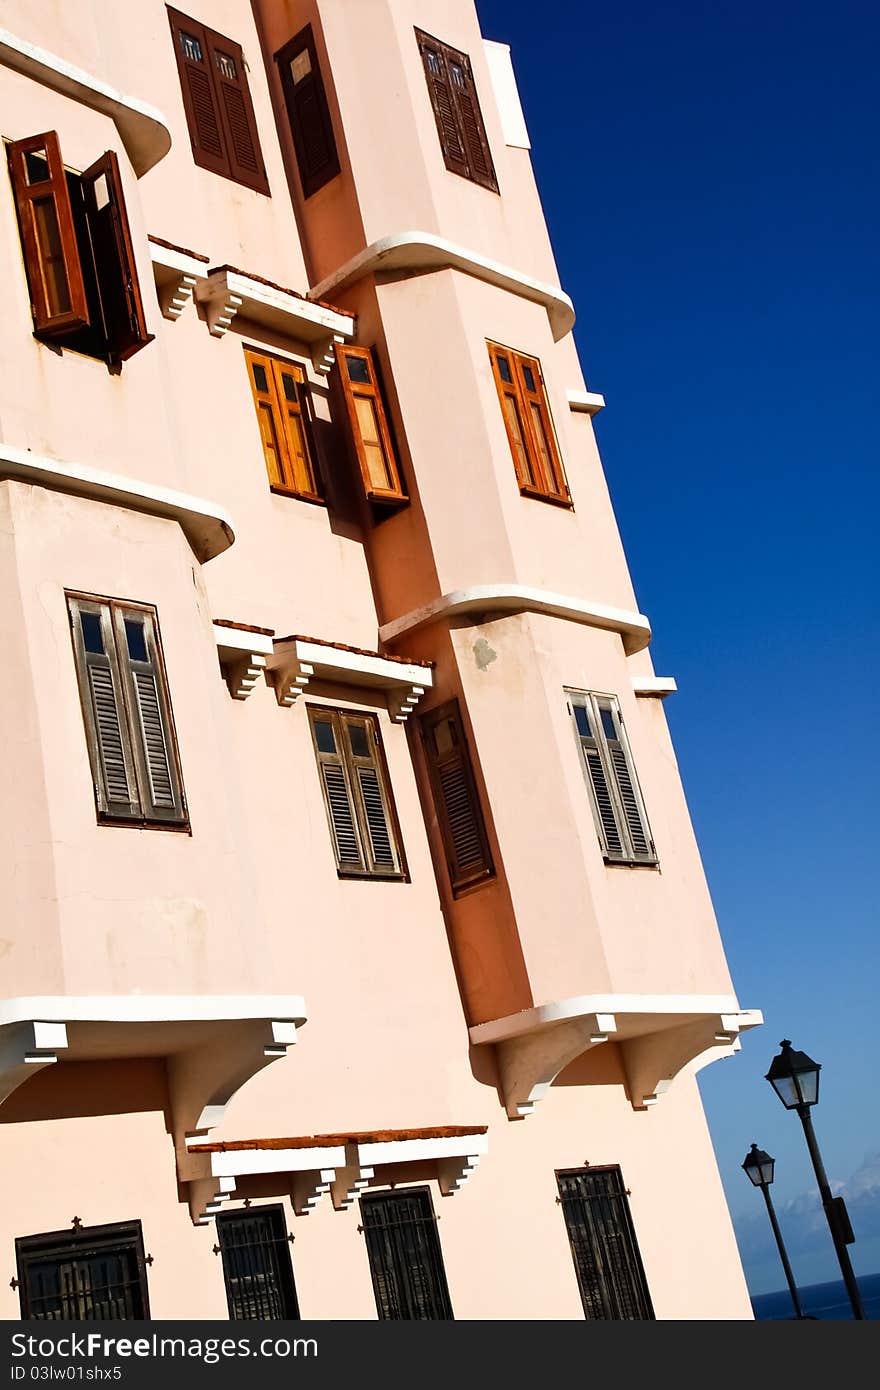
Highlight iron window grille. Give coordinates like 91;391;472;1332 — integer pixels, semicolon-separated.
360;1188;453;1320
15;1221;151;1320
557;1167;654;1320
215;1206;299;1320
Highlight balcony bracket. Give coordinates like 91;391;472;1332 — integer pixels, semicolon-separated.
621;1014;750;1110
0;1021;69;1109
495;1014;616;1119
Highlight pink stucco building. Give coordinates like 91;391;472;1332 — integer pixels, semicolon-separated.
0;0;760;1320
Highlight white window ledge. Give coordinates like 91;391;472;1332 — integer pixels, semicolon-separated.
194;265;355;373
185;1126;488;1224
149;237;210;321
308;232;575;343
379;584;651;656
213;622;275;701
0;27;172;176
0;995;307;1155
567;388;606;416
632;676;677;699
469;995;762;1117
270;635;433;721
0;442;234;563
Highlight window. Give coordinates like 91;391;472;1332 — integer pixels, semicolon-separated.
360;1189;453;1320
243;347;322;501
488;342;570;504
167;7;270;195
67;595;187;828
568;691;655;865
15;1221;151;1320
415;29;498;193
216;1207;299;1320
308;706;405;878
557;1168;654;1320
275;25;340;198
334;345;407;506
420;700;494;895
6;132;152;365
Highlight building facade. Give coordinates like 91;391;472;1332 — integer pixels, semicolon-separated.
0;0;760;1320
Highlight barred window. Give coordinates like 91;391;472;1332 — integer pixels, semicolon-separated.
15;1222;150;1320
215;1207;299;1320
557;1168;654;1320
360;1189;453;1320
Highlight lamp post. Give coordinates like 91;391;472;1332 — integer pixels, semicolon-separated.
742;1143;804;1319
765;1040;864;1320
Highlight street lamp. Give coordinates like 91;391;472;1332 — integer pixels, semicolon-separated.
741;1143;804;1319
765;1040;864;1319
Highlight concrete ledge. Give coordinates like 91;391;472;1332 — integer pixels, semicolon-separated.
309;231;575;342
632;676;677;698
0;26;172;176
567;388;606;416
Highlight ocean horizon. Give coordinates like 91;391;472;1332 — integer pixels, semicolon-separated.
751;1271;880;1320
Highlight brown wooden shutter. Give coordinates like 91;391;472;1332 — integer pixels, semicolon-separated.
67;597;139;820
167;10;229;177
80;151;153;363
7;131;89;337
415;30;469;180
335;346;407;505
446;50;498;192
113;606;187;825
421;700;494;894
275;26;341;198
203;29;270;195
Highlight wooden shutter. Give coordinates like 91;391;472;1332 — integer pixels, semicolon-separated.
488;342;537;489
167;10;229;177
204;30;269;195
569;693;655;864
7;131;89;337
421;700;494;894
81;151;153;363
597;699;655;863
244;349;322;499
113;606;187;825
276;26;341;198
342;714;402;876
335;346;406;505
415;30;498;193
488;342;570;504
309;709;365;872
415;30;469;180
68;597;139;820
309;708;404;878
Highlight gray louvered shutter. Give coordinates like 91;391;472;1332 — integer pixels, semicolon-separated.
310;711;365;872
598;700;655;863
68;598;139;819
344;715;401;876
571;696;625;860
421;701;493;893
114;607;186;824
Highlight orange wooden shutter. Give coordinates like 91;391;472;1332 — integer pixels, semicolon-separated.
514;354;568;501
81;151;153;363
488;342;537;488
336;346;407;505
7;131;89;336
269;359;322;499
167;10;229;177
421;700;494;894
203;29;269;195
245;348;287;487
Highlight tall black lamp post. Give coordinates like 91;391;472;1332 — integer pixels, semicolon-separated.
765;1040;864;1320
742;1143;804;1319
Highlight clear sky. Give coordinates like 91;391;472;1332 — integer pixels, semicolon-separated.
475;0;879;1293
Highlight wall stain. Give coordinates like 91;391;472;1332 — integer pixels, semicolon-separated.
473;637;497;672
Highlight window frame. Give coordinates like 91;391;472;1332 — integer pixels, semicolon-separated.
67;593;188;831
275;24;341;199
415;29;498;194
556;1166;655;1321
566;689;656;866
215;1205;299;1321
359;1186;454;1320
487;342;570;506
335;345;407;507
15;1220;151;1321
307;705;406;880
243;346;323;503
419;699;495;896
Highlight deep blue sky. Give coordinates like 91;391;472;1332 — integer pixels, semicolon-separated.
476;0;879;1292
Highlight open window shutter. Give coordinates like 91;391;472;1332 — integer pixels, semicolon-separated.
421;701;493;893
7;131;89;336
276;26;341;198
245;348;288;486
416;30;470;180
514;355;568;500
114;607;186;824
343;716;401;875
204;30;270;195
270;359;322;499
167;9;229;177
335;346;407;504
310;711;365;872
488;343;536;488
68;598;139;819
599;701;655;862
81;151;153;363
571;695;625;860
446;50;498;193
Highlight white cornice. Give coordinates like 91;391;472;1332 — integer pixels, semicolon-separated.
195;267;354;371
270;636;433;719
308;232;575;342
567;388;606;416
0;442;234;563
632;675;677;698
379;584;651;655
0;27;172;176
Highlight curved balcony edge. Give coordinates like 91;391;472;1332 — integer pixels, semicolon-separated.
378;584;651;655
0;442;235;562
0;26;172;176
308;231;576;342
